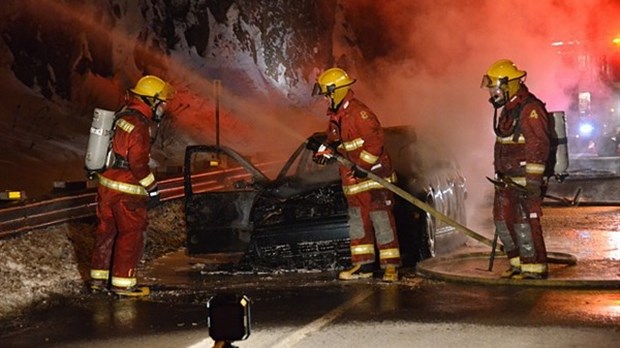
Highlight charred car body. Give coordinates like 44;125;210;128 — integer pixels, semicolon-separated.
183;126;468;270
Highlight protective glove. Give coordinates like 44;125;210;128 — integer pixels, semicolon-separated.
313;144;335;165
147;186;161;209
350;165;368;179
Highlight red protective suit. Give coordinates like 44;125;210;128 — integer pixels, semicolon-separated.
90;99;157;289
493;85;550;275
325;90;400;268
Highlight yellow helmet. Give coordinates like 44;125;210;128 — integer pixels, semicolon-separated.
481;59;526;107
130;75;175;102
312;67;356;110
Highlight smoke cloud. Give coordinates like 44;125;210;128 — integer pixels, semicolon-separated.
1;0;619;207
334;0;620;231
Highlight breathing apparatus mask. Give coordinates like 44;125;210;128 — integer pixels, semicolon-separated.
481;75;509;109
126;94;167;123
149;97;167;123
481;59;526;109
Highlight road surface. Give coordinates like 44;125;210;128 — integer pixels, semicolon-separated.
0;205;618;348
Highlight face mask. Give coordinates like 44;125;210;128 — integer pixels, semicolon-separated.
488;86;506;109
481;75;508;109
153;101;166;122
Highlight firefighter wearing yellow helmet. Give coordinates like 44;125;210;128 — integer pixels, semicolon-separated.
482;59;551;280
90;75;175;297
481;58;527;109
129;75;175;122
312;67;356;111
309;67;401;282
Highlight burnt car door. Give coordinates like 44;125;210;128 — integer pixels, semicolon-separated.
183;145;270;255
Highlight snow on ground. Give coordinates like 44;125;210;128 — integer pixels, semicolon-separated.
0;200;186;321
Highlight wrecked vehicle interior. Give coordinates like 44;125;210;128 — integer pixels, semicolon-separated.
183;126;468;271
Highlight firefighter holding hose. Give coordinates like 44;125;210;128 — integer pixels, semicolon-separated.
308;67;401;282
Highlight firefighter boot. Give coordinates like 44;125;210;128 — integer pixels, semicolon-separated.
382;265;399;282
89;279;109;294
111;286;151;297
513;263;548;280
500;257;521;278
500;266;521;278
339;264;373;280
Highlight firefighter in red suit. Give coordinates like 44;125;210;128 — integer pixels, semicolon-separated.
481;59;550;279
89;75;174;296
309;67;400;282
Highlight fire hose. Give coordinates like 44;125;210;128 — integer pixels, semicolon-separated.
327;150;576;266
334;155;500;249
485;176;582;207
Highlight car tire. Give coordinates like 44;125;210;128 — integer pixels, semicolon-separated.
419;191;437;260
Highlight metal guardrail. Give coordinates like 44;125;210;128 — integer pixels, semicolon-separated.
0;162;280;238
0;191;99;238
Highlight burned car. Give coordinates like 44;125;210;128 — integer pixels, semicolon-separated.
183;126;468;270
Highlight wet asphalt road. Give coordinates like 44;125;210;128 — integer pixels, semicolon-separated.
1;273;619;347
0;206;619;348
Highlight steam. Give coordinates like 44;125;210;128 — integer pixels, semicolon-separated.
338;0;620;232
1;0;619;205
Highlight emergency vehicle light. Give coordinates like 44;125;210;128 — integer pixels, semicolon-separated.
578;122;595;137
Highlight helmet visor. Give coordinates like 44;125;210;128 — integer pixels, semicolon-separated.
159;84;175;101
312;83;337;96
312;82;323;96
480;75;495;88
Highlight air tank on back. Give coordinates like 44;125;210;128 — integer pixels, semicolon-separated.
85;108;116;172
551;111;569;181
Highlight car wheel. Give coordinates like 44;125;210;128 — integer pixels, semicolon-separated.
420;191;437;260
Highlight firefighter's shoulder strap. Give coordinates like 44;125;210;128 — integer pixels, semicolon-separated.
491;94;543;139
113;108;145;129
108;109;144;170
509;93;546;142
